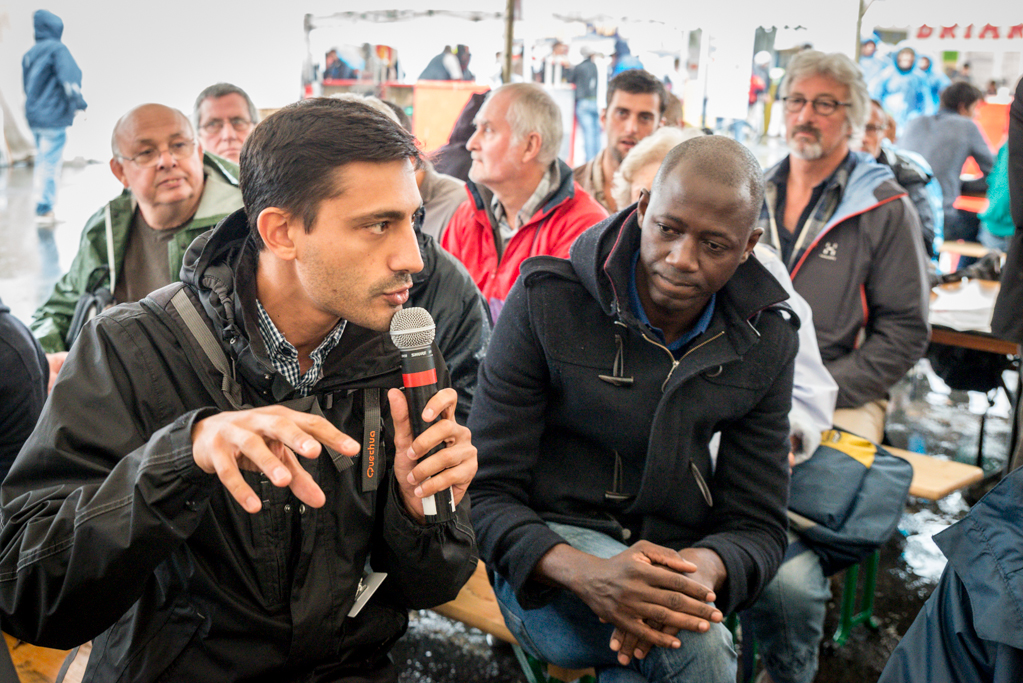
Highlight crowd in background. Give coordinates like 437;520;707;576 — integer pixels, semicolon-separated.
1;7;1022;683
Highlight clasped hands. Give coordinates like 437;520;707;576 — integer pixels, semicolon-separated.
577;542;726;666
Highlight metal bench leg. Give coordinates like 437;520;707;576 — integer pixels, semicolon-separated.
512;643;550;683
833;550;881;646
512;644;596;683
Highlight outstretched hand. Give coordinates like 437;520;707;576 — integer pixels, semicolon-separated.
192;405;359;513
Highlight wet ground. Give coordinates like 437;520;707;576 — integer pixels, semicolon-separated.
1;161;1015;683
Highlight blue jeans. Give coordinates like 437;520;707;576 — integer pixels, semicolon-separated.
32;127;67;216
747;534;830;683
576;99;601;163
493;522;736;682
978;226;1010;252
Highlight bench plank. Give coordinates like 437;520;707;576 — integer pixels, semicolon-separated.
888;447;985;501
433;562;517;644
433;562;595;682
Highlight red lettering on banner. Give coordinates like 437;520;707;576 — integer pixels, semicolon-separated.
917;25;933;39
964;24;973;39
940;25;957;39
1009;25;1023;39
980;24;1000;39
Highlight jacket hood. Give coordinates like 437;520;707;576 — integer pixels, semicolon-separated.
879;146;933;186
180;208;253;352
934;469;1023;650
916;53;938;75
568;205;791;326
890;45;917;74
33;10;62;41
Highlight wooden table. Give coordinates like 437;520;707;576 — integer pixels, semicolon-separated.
938;240;996;259
930;326;1017;356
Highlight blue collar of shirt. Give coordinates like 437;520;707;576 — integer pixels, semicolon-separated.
628;250;715;356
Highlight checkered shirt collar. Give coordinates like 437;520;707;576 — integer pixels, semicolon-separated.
255;299;346;397
490;161;560;231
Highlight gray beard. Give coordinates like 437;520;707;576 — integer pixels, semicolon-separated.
789;140;824;161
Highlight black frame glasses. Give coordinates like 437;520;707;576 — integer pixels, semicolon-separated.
782;96;852;116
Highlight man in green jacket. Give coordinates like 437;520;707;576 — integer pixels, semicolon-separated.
31;103;243;383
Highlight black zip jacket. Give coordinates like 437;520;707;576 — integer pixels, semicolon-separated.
0;210;477;682
468;208;799;615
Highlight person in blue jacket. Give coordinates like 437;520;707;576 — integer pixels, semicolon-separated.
877;466;1023;682
870;46;928;137
858;37;886;87
21;9;86;226
916;54;951;115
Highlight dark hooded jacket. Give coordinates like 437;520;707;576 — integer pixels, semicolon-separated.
22;10;86;129
878;466;1023;682
429;91;487;183
468;208;799;615
0;210;477;682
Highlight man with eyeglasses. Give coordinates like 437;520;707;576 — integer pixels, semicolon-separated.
748;51;930;683
30;103;243;383
194;82;258;164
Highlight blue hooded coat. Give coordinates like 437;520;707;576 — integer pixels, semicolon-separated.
878;466;1023;682
917;54;951;115
22;10;86;129
871;49;928;136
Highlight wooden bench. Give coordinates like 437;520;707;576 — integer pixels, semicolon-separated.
891;447;986;500
433;562;595;683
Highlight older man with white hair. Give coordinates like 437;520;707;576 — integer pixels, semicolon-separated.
442;83;607;319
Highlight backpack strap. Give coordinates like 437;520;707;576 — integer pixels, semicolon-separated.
168;287;246;410
141;284;246;411
105;203;116;294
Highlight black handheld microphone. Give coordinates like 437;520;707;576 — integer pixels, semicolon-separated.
389;307;456;523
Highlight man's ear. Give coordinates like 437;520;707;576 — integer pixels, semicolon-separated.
109;158;129;189
636;188;650;223
599;108;607;130
257;207;299;261
521;132;543;164
741;227;764;262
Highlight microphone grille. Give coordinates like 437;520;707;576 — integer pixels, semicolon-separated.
389;307;436;350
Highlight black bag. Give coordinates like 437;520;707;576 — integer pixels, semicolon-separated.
786;429;913;575
65;285;116;350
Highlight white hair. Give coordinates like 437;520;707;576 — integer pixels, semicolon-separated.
487;83;563;166
611;126;705;208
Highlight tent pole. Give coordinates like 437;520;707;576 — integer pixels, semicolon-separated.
504;0;515;84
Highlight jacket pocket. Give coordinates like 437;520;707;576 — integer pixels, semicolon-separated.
93;597;206;683
337;599;409;668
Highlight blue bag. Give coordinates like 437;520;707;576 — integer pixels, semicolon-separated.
786;429;914;576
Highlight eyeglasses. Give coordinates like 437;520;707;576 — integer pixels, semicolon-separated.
864;124;886;133
782;96;852;116
116;139;197;168
199;117;253;135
